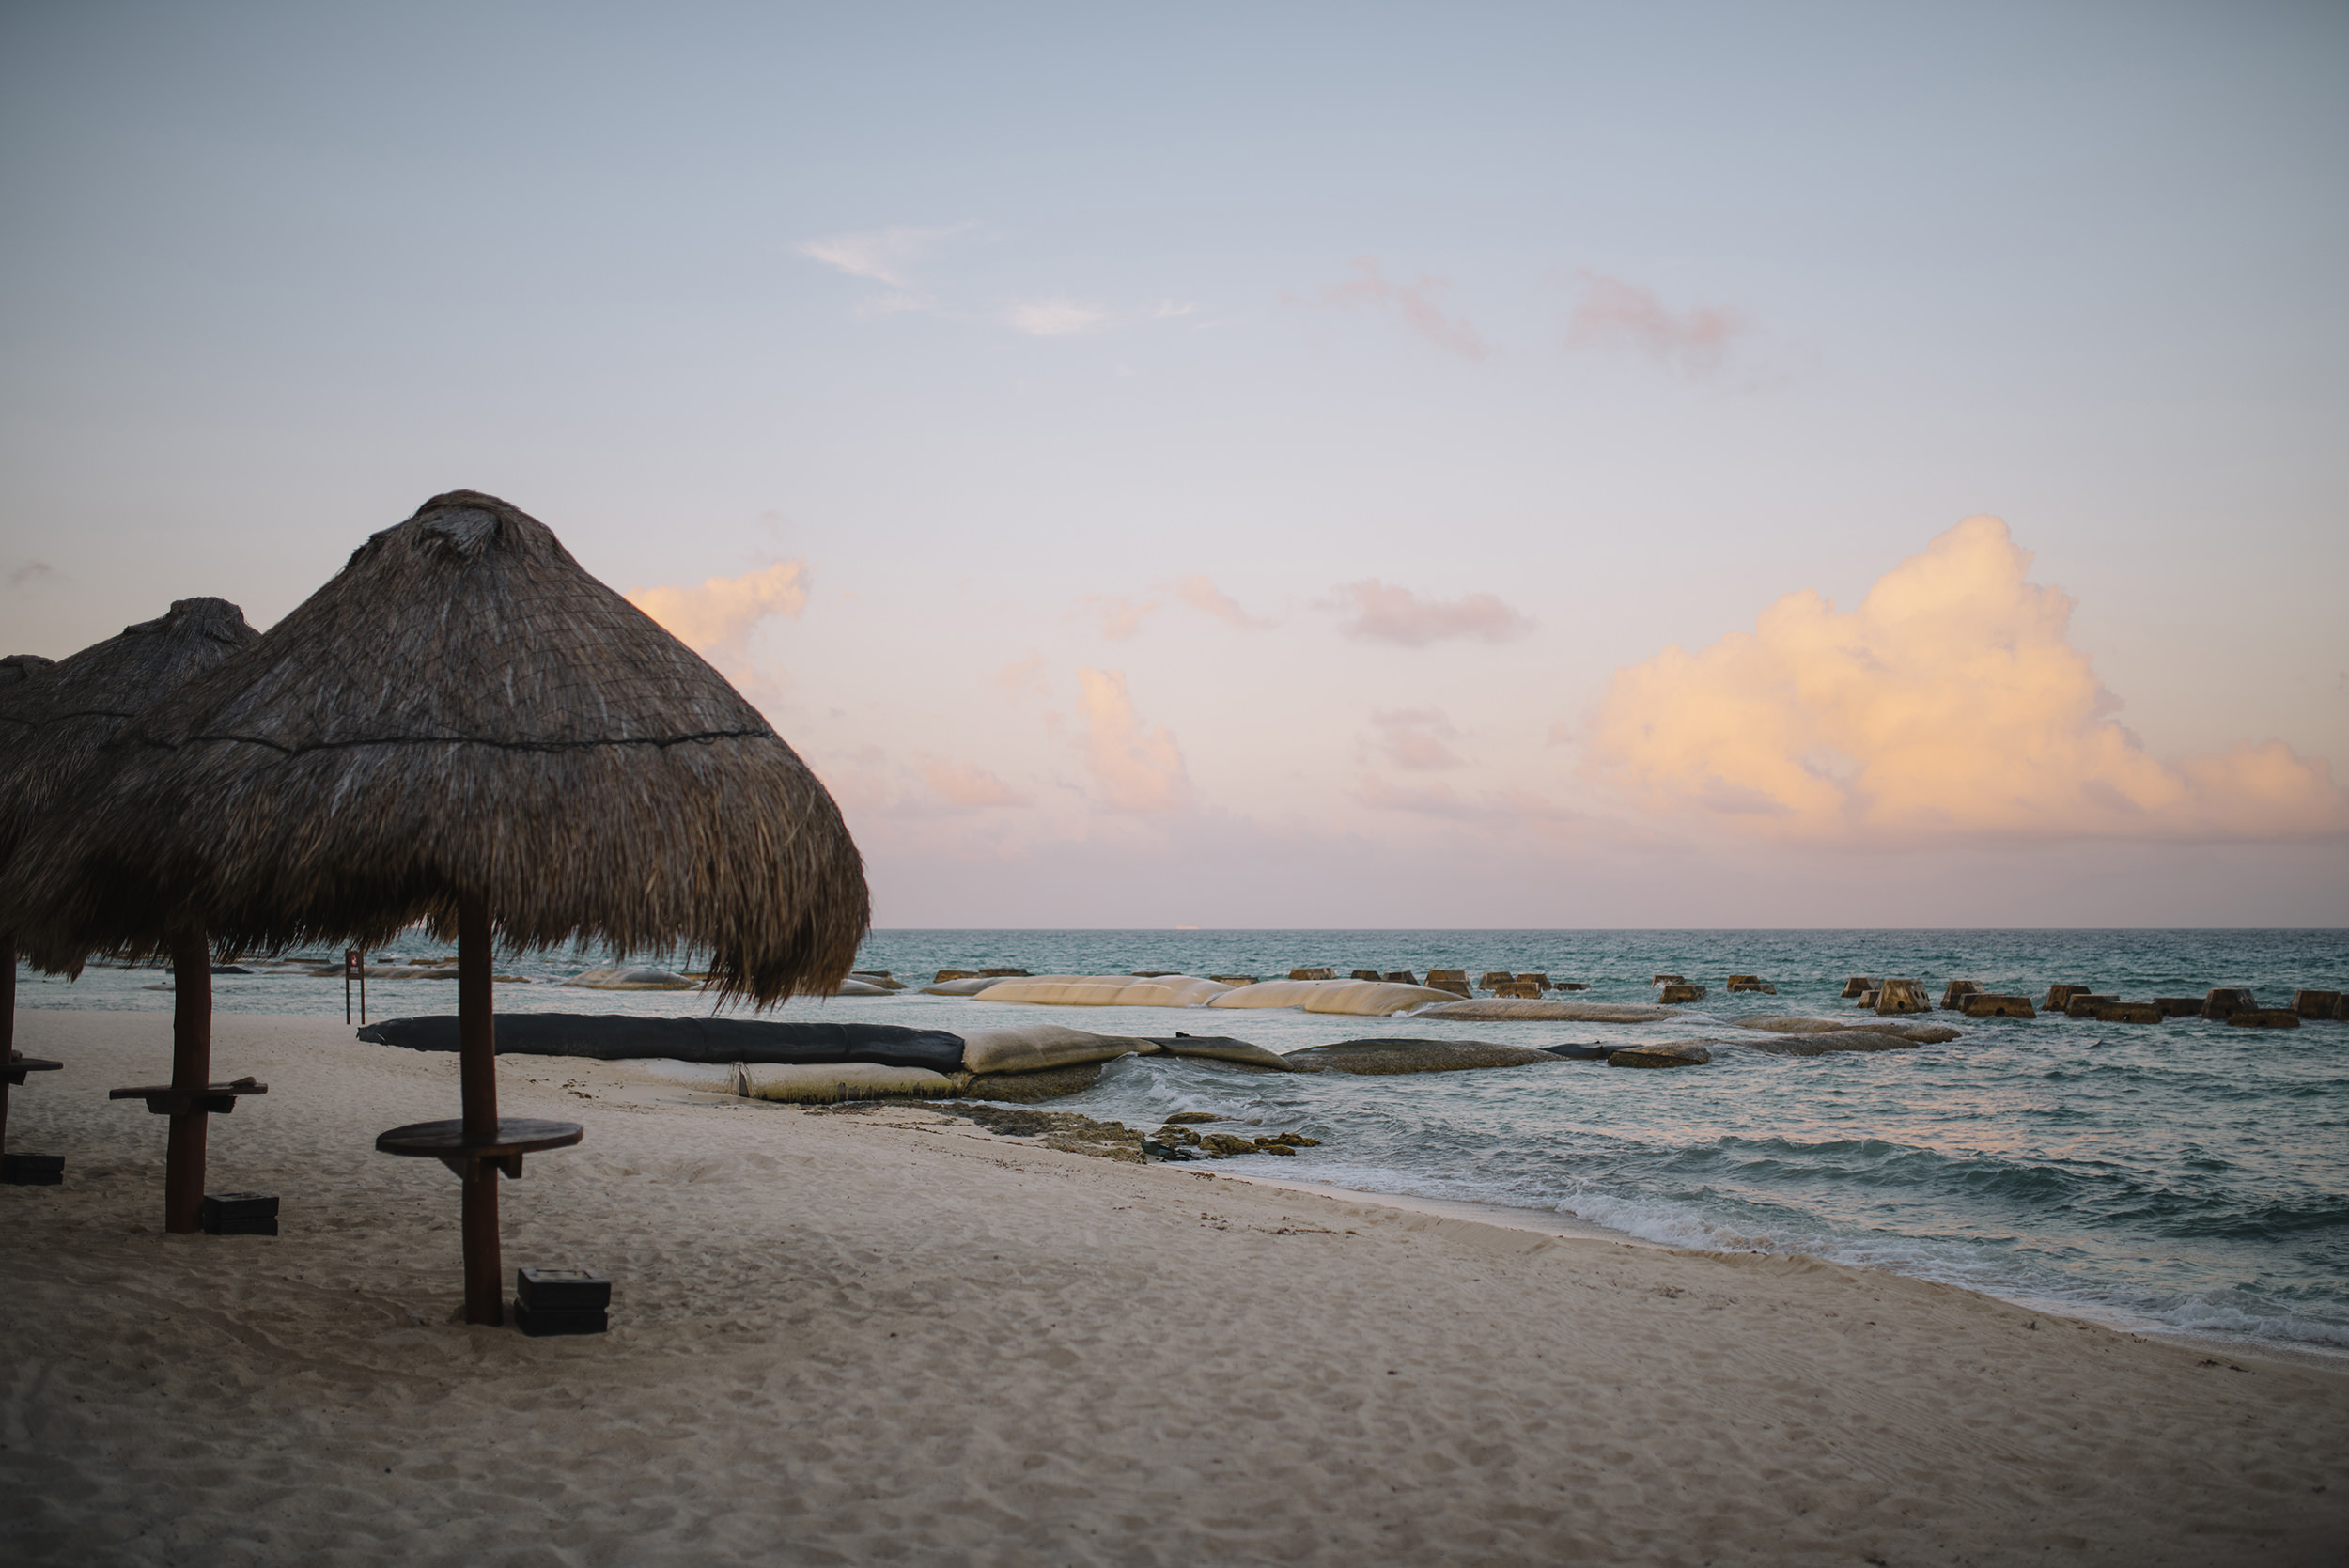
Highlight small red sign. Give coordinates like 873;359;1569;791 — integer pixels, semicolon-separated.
344;949;362;978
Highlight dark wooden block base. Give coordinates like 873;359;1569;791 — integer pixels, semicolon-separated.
512;1300;608;1337
2;1153;64;1186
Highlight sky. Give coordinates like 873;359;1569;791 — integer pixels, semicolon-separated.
2;1;2344;927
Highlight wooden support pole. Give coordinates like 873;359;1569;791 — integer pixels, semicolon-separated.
164;924;212;1234
1;932;16;1157
457;892;503;1326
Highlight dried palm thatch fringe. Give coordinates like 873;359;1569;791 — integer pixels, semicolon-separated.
8;492;868;1003
0;654;57;691
0;599;258;869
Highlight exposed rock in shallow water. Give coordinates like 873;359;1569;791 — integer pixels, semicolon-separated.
566;966;699;990
1281;1038;1554;1075
958;1062;1107;1101
1607;1041;1712;1068
1414;999;1679;1023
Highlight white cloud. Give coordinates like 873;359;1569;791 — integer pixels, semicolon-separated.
796;223;973;290
1367;707;1464;771
1004;298;1111;337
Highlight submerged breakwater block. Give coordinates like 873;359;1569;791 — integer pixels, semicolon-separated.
1551;981;1590;991
2291;989;2342;1020
1381;970;1418;985
2202;988;2258;1021
1517;973;1552;990
1416;998;1679;1023
1288;967;1335;981
2064;994;2121;1019
2153;998;2206;1018
2;1153;65;1186
200;1191;279;1236
2085;1001;2162;1024
1738;1031;1916;1057
1651;973;1686;986
934;969;979;983
1725;977;1777;994
1479;971;1517;988
2043;985;2089;1014
2227;1009;2301;1030
1875;980;1930;1016
1656;983;1707;1004
1841;976;1873;999
1209;974;1260;987
1492;981;1543;999
979;969;1030;977
1940;981;1982;1010
1424;970;1471;996
1350;970;1384;981
1961;994;2036;1018
1607;1041;1712;1069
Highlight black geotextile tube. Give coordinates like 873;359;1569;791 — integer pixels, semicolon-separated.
354;1013;969;1073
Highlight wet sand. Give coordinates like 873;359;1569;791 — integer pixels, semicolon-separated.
4;1010;2344;1566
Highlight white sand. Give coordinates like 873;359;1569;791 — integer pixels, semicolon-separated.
4;1010;2344;1566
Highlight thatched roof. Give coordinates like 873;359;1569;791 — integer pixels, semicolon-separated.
8;492;868;1001
0;598;258;869
1;654;55;690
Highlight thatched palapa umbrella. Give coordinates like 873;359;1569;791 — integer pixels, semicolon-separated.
13;492;868;1322
0;603;259;1196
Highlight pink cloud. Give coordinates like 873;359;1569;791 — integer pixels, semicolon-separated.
920;756;1029;809
1299;256;1493;362
1563;270;1748;376
992;651;1050;702
627;559;811;668
1082;594;1161;641
1325;580;1532;647
1368;707;1463;771
1582;516;2344;843
1077;667;1192;813
1174;575;1273;629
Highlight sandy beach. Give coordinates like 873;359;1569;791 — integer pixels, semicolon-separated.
4;1009;2344;1567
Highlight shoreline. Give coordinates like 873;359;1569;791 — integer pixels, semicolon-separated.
6;1010;2346;1563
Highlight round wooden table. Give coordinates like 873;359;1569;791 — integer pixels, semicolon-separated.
376;1116;583;1178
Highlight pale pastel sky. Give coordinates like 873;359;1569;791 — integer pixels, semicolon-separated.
4;2;2344;925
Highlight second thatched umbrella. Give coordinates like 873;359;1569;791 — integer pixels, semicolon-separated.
0;601;259;1201
13;492;868;1322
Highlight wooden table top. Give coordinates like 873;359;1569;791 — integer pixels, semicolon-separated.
374;1117;584;1160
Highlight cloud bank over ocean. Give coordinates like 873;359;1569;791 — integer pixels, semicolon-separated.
1582;518;2342;843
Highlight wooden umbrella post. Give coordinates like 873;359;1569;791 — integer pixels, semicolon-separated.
164;924;213;1234
457;892;502;1325
1;933;15;1155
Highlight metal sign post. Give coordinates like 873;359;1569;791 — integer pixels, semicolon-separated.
345;948;366;1024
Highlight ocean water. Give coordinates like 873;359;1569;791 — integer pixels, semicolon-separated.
22;927;2347;1354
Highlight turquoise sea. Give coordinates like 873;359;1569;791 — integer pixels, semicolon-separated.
23;927;2348;1355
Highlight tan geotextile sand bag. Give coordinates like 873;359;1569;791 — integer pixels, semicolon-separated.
922;976;1008;995
737;1063;957;1102
972;975;1231;1008
1206;978;1451;1014
1413;998;1680;1023
957;1024;1158;1076
1301;980;1461;1016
